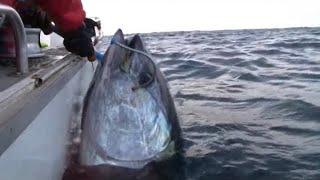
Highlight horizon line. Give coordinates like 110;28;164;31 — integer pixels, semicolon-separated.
101;25;320;36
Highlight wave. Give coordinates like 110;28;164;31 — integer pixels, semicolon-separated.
250;49;291;55
270;126;320;136
236;72;262;82
267;42;320;49
175;92;277;104
235;58;275;68
263;99;320;121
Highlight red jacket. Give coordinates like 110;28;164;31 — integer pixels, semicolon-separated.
0;0;85;32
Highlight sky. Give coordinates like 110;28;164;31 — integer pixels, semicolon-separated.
82;0;320;35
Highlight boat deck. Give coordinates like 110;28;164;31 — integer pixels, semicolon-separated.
0;48;69;92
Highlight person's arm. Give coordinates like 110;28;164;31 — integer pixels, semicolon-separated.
35;0;85;32
35;0;96;61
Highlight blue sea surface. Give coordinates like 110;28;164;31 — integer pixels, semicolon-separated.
96;27;320;180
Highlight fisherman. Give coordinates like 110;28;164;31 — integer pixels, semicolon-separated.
0;0;100;61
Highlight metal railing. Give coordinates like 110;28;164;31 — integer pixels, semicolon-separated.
0;4;28;74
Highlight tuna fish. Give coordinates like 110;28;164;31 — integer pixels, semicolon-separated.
79;29;183;172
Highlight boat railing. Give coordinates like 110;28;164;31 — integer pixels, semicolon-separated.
0;3;28;74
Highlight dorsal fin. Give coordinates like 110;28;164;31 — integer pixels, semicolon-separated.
128;34;145;51
111;29;126;45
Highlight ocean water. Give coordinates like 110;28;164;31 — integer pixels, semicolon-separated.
95;27;320;180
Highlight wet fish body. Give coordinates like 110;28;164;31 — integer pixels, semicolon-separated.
80;29;182;169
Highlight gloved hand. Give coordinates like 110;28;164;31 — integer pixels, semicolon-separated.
84;18;101;37
63;25;95;61
62;18;101;61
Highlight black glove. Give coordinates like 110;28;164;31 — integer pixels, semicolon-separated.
63;25;95;61
84;18;101;37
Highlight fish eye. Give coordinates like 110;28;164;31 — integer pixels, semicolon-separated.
138;72;153;85
132;71;154;91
